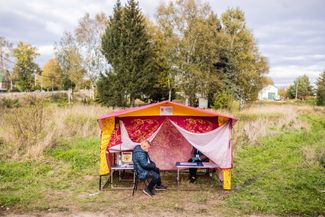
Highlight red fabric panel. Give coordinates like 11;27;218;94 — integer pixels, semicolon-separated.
169;116;218;133
121;117;165;142
149;120;192;170
107;122;121;151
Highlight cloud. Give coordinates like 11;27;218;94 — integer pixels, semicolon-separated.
0;0;324;87
44;21;65;36
252;17;325;86
270;64;324;87
38;45;54;56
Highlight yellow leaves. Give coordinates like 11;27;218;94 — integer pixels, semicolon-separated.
13;42;39;63
41;59;62;89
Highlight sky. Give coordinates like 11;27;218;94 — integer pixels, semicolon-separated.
0;0;324;88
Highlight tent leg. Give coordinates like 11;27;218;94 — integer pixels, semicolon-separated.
99;175;102;190
223;169;231;190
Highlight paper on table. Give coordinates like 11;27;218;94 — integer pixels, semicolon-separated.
202;162;218;167
179;162;197;166
179;162;203;166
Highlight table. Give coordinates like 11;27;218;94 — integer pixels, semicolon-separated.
110;164;135;189
176;162;219;185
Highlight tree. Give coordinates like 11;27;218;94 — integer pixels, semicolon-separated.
54;32;85;90
212;90;233;110
156;0;222;106
75;13;108;89
155;2;268;107
278;88;287;100
217;8;269;104
12;42;40;91
287;75;313;100
262;76;274;86
145;19;176;102
0;37;13;90
316;71;325;106
41;59;62;90
96;70;127;107
100;0;158;106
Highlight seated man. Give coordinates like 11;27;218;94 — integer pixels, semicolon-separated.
132;140;167;197
188;147;209;183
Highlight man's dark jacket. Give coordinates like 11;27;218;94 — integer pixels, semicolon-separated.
132;145;156;180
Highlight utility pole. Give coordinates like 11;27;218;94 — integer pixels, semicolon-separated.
51;78;54;91
168;74;171;101
34;72;36;87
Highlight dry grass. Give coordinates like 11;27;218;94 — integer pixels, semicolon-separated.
1;102;324;216
224;104;324;153
0;99;113;160
1;100;324;161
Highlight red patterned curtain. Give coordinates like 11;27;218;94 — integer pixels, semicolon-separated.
107;116;220;170
169;116;218;133
122;117;165;142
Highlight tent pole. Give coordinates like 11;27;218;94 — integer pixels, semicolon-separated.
223;169;231;190
99;175;102;190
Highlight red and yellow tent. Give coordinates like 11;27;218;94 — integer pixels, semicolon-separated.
98;100;237;189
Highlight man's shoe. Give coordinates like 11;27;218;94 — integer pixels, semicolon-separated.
143;187;154;197
155;184;167;191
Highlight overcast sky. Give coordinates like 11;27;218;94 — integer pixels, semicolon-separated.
0;0;324;87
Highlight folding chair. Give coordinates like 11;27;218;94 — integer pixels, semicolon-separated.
132;170;149;196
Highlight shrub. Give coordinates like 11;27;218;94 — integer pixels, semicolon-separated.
212;91;233;110
316;71;325;106
2;97;47;158
0;102;108;159
0;98;20;108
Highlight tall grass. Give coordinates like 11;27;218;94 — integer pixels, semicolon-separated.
227;114;325;216
0;98;111;160
0;102;324;216
231;105;313;150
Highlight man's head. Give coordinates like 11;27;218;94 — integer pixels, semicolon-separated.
140;140;151;152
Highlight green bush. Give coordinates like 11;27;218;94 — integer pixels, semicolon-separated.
212;91;233;110
50;93;67;104
230;100;240;112
0;98;20;108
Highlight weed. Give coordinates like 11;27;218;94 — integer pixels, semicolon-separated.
0;98;20;108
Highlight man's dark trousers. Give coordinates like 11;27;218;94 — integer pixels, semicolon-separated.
147;167;161;192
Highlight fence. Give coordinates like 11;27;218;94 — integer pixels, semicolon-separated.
0;89;95;103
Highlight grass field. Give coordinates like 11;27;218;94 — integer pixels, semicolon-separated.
0;102;324;216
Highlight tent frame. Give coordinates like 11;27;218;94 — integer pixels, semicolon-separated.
98;101;237;190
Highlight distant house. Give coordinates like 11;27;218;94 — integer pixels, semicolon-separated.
258;85;279;101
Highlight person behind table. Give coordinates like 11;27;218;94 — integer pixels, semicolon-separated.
188;147;209;183
132;140;167;197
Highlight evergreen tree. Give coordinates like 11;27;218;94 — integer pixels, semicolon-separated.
316;71;325;106
96;70;127;107
100;0;157;106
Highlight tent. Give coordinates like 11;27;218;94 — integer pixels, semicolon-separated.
98;100;237;189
